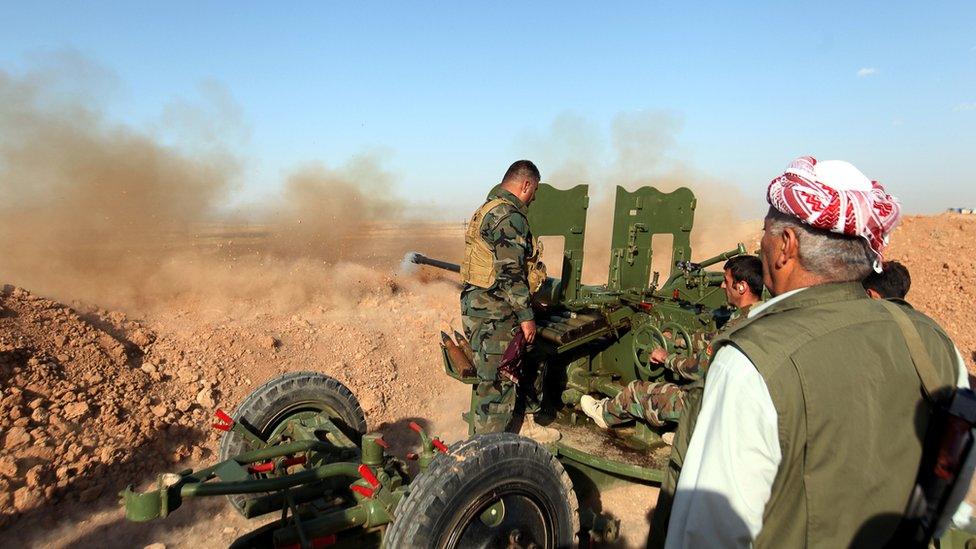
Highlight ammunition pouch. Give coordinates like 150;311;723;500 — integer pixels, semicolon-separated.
441;344;478;384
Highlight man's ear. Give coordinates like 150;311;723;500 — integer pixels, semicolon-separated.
779;227;800;268
866;288;882;300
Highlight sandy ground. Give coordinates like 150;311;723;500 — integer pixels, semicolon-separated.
2;214;975;548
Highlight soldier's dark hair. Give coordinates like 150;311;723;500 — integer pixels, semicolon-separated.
724;255;764;297
862;260;911;299
501;160;541;185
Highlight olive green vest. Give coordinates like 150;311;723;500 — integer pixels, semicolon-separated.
714;283;958;548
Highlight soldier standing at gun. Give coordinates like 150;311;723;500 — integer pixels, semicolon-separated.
460;160;552;436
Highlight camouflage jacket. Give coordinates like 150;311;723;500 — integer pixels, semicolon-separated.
663;302;758;381
460;187;535;322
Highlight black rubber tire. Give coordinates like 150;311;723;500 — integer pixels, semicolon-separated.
217;371;367;516
386;433;580;548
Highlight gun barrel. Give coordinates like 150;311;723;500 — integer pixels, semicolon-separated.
407;252;461;273
695;243;748;270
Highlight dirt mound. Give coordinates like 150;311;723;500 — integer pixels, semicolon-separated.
887;213;976;370
0;285;217;528
0;261;469;545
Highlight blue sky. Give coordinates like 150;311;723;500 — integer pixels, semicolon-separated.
1;1;973;217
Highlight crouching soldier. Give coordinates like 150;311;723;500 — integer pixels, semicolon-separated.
580;255;763;430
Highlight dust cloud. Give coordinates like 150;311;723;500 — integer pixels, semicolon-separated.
0;60;425;313
0;63;235;305
2;59;752;315
521;111;757;284
258;156;400;260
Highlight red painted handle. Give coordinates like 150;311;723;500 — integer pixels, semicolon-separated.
248;461;274;474
351;484;374;498
247;455;307;474
212;409;234;431
358;464;381;488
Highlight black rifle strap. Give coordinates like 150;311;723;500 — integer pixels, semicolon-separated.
879;299;950;401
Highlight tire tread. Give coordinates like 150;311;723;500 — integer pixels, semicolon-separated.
386;433;579;548
217;371;366;516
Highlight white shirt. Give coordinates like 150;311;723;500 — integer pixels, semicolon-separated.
664;288;973;548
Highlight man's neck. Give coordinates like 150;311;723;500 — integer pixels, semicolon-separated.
738;297;760;313
498;184;526;207
773;270;826;297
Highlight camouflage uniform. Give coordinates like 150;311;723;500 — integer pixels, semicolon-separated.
460;187;536;434
661;330;711;381
602;304;756;428
604;380;686;427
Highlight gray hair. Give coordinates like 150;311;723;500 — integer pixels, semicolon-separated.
765;208;874;283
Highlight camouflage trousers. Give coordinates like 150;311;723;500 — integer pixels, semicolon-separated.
604;380;686;427
461;315;519;435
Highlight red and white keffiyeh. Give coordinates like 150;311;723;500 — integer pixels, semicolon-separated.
767;156;901;272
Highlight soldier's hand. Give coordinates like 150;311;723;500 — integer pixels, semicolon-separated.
650;347;668;364
520;320;537;344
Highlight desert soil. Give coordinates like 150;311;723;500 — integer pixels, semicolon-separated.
2;214;975;548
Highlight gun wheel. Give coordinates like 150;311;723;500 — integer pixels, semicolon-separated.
386;433;580;548
217;371;367;516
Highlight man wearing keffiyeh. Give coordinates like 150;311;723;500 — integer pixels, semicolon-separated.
660;157;974;548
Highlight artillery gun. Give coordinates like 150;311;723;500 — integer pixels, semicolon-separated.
118;183;733;547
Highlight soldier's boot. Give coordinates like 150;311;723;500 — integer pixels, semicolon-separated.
519;413;561;443
580;395;611;429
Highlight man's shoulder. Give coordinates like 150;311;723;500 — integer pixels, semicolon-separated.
713;298;860;372
890;300;957;353
722;294;957;369
482;202;528;232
